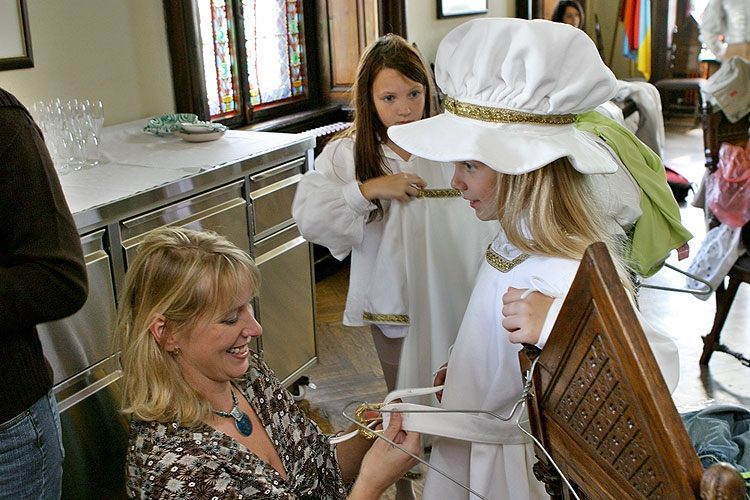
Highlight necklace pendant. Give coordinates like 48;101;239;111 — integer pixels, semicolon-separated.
232;409;253;436
214;387;254;436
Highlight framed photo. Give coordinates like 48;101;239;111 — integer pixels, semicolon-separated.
0;0;33;71
437;0;488;18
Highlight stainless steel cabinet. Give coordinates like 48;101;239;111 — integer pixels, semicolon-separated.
255;225;316;384
120;179;250;262
248;156;316;384
248;156;305;239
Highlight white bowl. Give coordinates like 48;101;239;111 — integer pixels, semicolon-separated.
173;129;226;142
180;122;227;134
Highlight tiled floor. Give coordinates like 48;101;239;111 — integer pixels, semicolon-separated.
299;118;750;499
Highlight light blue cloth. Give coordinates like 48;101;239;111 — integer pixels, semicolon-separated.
681;404;750;473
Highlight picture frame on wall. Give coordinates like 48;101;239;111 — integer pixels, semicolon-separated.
0;0;33;71
437;0;489;18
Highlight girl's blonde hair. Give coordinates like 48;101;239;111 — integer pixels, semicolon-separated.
113;226;260;426
496;158;633;290
342;33;435;221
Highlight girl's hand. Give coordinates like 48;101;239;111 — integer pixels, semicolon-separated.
359;173;427;202
501;287;554;345
433;362;447;403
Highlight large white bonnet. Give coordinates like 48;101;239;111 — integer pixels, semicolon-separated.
388;17;620;175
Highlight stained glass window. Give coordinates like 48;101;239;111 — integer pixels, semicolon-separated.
198;0;238;118
197;0;308;121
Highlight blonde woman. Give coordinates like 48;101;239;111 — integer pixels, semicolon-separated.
114;226;420;500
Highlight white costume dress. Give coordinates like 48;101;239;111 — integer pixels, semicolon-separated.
421;231;680;500
292;137;498;398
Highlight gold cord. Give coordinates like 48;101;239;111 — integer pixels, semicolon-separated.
444;96;577;125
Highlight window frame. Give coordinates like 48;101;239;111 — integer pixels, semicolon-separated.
163;0;322;127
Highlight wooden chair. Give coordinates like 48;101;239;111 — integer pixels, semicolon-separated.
701;101;750;173
700;253;750;367
699;101;750;367
519;242;746;500
654;16;705;123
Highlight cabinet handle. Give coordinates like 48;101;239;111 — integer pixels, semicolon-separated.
56;369;123;413
254;235;306;265
250;158;305;182
250;174;302;199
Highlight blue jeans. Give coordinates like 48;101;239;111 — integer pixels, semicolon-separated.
0;391;64;500
682;404;750;473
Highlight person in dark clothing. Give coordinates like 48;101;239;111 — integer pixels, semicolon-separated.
0;87;88;500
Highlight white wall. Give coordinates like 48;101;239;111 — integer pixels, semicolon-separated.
0;0;174;126
406;0;514;66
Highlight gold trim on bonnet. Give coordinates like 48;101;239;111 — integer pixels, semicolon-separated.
363;312;409;324
416;189;461;198
444;96;577;125
485;245;530;273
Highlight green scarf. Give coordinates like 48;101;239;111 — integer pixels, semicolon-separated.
576;111;693;277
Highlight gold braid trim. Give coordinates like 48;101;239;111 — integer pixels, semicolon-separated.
416;189;461;198
485;245;530;273
444;96;577;125
363;312;409;324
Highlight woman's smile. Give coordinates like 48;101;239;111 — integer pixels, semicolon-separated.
227;343;250;357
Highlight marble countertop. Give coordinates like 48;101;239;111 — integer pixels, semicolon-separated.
58;119;311;217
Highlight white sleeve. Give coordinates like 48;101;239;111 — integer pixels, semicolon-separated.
699;0;727;60
534;296;565;349
629;295;681;394
291;139;376;260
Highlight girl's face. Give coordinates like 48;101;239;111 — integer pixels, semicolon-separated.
562;6;581;28
172;287;262;395
371;67;425;129
451;161;499;221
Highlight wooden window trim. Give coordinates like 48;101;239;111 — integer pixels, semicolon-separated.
163;0;210;120
163;0;406;129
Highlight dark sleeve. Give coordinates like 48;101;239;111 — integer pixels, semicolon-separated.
0;105;87;332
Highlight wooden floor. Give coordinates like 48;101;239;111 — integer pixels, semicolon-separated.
297;118;750;499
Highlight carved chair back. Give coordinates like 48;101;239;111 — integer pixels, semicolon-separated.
519;242;745;500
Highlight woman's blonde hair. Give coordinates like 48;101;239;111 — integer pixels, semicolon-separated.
496;158;633;290
113;226;260;426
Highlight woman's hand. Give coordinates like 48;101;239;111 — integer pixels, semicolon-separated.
501;287;554;345
433;362;448;403
359;173;426;202
348;412;421;500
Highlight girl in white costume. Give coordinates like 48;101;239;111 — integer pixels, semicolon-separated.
388;18;680;500
291;35;497;499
